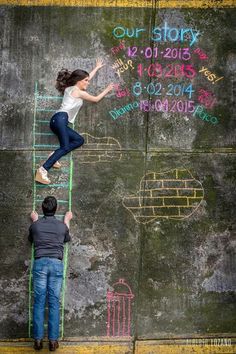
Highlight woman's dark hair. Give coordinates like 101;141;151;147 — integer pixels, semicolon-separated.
56;68;89;94
42;196;57;216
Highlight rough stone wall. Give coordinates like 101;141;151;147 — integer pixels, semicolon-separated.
0;3;235;339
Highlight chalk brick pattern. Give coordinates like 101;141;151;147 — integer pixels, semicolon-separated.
122;169;204;224
79;133;122;163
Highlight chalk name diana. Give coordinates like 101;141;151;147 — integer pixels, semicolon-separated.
112;22;201;46
109;101;139;120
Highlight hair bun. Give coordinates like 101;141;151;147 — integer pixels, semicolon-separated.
55;68;72;94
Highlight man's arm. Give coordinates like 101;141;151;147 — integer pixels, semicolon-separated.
31;211;39;222
28;211;38;243
64;211;73;242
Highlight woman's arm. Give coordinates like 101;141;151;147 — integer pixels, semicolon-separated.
73;83;114;103
89;58;105;80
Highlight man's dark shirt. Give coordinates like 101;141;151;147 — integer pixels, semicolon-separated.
28;215;71;260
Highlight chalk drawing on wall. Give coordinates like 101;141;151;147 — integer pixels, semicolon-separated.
122;169;204;224
107;279;134;337
79;133;122;163
110;23;225;126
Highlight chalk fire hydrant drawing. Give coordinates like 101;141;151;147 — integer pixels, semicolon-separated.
107;279;134;337
122;169;204;224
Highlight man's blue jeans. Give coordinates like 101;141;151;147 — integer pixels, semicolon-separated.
33;257;63;340
43;112;84;171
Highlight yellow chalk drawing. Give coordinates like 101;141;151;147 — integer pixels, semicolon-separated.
79;133;122;163
122;169;204;224
0;0;235;8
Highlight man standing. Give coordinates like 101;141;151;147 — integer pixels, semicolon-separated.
29;196;72;351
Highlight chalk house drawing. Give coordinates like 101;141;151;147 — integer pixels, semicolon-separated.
107;279;134;337
79;133;122;163
122;169;204;224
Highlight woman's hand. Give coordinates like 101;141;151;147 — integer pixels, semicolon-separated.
106;83;115;92
89;58;106;80
95;58;106;70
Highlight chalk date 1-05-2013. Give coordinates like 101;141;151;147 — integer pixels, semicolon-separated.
140;99;195;113
137;63;196;78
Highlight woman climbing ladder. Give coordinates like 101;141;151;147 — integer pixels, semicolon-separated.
35;58;114;184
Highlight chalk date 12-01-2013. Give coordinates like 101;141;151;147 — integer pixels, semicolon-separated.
127;46;192;61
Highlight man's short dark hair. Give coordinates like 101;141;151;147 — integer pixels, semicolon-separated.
42;196;57;216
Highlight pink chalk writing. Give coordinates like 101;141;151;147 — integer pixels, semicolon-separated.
137;63;196;79
107;279;134;337
194;47;208;60
140;99;195;113
111;40;126;55
198;89;217;109
115;84;131;98
127;46;191;60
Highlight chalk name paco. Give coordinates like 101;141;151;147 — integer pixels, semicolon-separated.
193;105;219;125
112;22;200;46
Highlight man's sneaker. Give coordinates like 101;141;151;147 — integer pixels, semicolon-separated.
49;340;59;351
35;167;51;185
34;339;43;350
48;152;61;169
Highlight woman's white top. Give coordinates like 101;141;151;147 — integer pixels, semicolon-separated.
56;86;83;124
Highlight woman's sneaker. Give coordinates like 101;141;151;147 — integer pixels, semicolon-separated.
35;167;51;185
48;152;61;169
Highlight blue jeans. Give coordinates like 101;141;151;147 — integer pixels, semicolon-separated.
43;112;84;171
33;257;63;340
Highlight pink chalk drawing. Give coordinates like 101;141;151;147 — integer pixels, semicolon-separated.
193;47;208;60
107;279;134;337
198;88;217;109
114;84;131;98
111;40;126;55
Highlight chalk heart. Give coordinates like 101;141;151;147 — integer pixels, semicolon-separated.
122;169;204;224
79;133;122;163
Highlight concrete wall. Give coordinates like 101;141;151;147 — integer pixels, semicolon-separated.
0;0;236;346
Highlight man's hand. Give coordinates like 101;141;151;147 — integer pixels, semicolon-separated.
64;211;73;228
30;211;38;222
